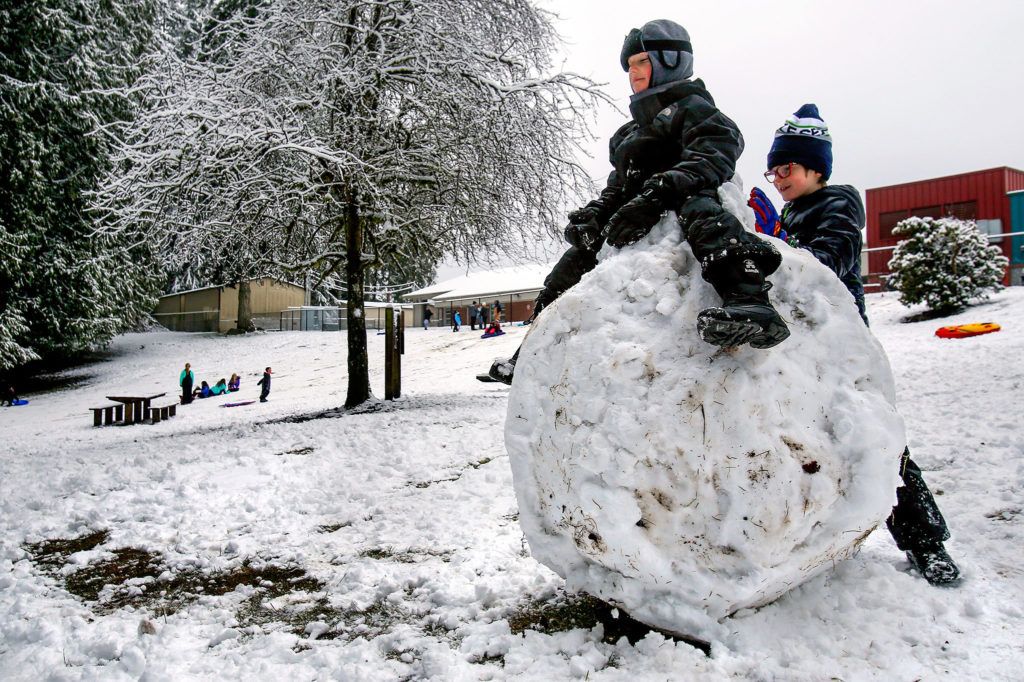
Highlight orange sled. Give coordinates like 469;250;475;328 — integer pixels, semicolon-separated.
935;322;1001;339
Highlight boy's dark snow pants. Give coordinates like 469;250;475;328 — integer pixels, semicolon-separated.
533;246;600;313
533;194;754;313
886;448;951;550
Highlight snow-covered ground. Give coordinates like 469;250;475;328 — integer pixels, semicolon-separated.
2;290;1023;681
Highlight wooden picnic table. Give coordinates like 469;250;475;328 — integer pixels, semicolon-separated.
106;393;167;424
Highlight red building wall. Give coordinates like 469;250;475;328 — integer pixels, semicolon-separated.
865;167;1024;284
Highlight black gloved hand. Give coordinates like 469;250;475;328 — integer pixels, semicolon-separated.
603;175;674;248
563;206;602;251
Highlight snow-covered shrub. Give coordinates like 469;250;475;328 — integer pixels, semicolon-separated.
887;216;1008;313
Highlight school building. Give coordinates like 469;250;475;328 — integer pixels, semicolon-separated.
155;279;414;332
864;166;1024;288
404;262;554;328
154;278;306;332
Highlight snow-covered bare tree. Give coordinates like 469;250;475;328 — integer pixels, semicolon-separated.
887;216;1008;314
0;0;167;371
96;0;604;407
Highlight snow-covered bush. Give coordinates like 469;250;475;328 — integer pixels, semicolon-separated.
887;216;1008;313
506;183;906;643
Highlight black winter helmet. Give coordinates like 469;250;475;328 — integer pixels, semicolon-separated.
620;19;693;88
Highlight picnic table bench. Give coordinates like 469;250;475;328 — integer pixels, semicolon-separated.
90;403;124;427
89;392;170;426
146;401;178;424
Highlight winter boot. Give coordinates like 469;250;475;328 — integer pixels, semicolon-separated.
487;349;519;385
697;254;790;349
906;542;961;586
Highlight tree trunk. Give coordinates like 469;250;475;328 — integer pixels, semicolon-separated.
344;198;371;408
236;279;254;332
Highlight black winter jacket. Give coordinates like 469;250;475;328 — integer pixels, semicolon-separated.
588;79;744;220
780;185;867;323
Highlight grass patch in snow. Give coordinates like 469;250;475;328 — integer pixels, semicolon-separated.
25;532;430;642
359;546;454;563
67;547;164;604
410;456;500;489
24;528;111;568
275;446;315;456
507;592;711;655
316;521;353;533
239;594;418;643
26;532;325;619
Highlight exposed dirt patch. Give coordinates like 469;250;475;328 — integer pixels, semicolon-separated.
276;446;315;456
24;528;110;568
317;521;353;533
901;307;965;323
984;507;1021;522
359;546;453;563
26;531;327;624
410;456;499;489
66;547;164;604
781;437;804;452
507;592;710;655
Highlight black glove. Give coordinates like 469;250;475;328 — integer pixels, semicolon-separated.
603;175;675;248
563;206;602;251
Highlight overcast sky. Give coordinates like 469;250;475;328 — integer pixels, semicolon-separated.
435;0;1024;280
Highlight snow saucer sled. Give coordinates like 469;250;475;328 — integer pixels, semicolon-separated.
934;322;1000;339
505;182;907;643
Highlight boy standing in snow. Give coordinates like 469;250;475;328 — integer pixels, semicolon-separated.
750;104;960;585
257;367;272;403
484;19;788;384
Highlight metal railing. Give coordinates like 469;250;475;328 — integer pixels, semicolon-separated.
863;230;1024;253
862;230;1024;289
152;310;220;332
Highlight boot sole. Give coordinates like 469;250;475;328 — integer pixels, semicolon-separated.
487;367;514;385
698;311;791;349
697;316;761;348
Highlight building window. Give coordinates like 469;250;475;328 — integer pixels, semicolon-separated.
879;210;909;241
912;205;944;219
975;218;1002;236
946;201;977;220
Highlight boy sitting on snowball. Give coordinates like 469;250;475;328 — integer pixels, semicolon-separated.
485;18;790;384
749;104;960;585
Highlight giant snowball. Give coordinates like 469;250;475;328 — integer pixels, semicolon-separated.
505;182;906;643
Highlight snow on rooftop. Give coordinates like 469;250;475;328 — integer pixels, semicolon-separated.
406;262;555;302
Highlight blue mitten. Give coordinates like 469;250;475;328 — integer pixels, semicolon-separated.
748;187;788;240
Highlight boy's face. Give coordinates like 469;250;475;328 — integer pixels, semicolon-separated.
771;163;823;202
627;52;652;94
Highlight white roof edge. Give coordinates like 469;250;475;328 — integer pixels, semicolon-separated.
430;286;545;302
405;262;555;301
160;277;304;299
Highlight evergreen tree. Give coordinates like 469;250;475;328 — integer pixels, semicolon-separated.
0;1;166;371
887;216;1008;313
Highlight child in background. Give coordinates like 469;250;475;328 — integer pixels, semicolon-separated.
1;380;18;406
749;103;959;586
228;373;240;392
257;367;272;403
192;381;212;399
